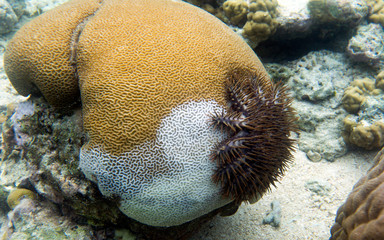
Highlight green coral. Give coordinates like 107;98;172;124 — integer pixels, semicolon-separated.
308;0;340;22
308;0;368;26
6;188;36;209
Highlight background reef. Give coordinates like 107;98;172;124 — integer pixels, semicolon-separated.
0;0;384;239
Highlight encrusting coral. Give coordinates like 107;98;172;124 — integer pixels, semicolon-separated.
6;188;36;209
330;146;384;240
4;0;296;227
307;0;341;23
308;0;368;26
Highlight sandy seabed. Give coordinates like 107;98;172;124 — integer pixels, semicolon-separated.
191;149;377;240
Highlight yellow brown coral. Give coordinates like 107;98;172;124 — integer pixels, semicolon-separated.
341;73;384;150
6;188;36;209
342;118;384;150
341;86;366;114
5;0;269;155
4;0;102;108
367;0;384;25
375;70;384;90
341;78;376;114
330;147;384;239
223;0;249;25
242;0;279;44
3;0;297;227
76;0;270;155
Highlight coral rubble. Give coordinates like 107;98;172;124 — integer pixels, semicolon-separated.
346;23;384;65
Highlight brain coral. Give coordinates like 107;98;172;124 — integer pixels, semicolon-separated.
4;0;296;227
330;147;384;240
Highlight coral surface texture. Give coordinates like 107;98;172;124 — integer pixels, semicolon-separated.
330;147;384;240
3;0;296;227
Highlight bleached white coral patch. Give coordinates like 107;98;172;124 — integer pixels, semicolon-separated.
79;100;232;227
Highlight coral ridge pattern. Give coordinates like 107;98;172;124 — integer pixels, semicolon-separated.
4;0;296;227
330;147;384;239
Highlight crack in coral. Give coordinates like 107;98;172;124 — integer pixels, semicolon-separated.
69;0;104;81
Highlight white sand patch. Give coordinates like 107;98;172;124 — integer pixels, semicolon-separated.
191;149;376;240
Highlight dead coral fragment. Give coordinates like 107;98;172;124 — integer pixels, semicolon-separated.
330;147;384;239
